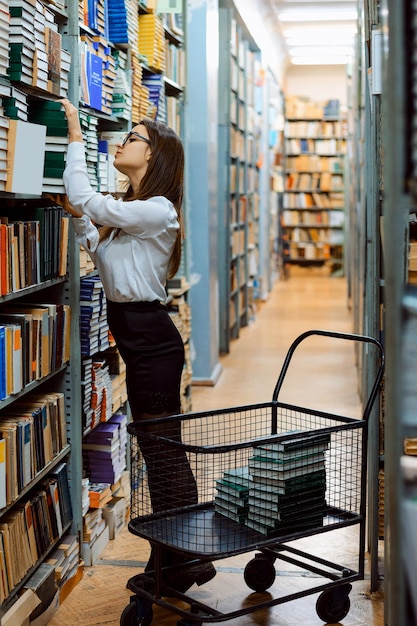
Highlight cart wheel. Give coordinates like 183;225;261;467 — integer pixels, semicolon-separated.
244;557;276;592
316;586;351;623
120;599;153;626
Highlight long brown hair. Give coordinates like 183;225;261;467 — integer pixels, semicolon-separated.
99;118;184;278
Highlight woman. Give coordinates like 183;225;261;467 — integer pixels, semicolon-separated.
60;99;216;592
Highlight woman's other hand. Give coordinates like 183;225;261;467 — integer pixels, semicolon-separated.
64;196;83;218
60;99;83;143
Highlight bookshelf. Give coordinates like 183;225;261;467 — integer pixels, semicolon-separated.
0;0;189;619
0;0;81;617
218;4;262;353
283;97;347;274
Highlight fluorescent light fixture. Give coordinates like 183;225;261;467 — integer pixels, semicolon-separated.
285;33;355;46
279;10;357;21
288;45;353;56
291;55;351;65
283;26;357;46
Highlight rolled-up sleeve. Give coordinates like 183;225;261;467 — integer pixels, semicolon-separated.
71;214;100;253
63;142;177;238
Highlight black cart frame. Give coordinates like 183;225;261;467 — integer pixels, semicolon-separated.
121;330;384;625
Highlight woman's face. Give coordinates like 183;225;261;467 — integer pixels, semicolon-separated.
114;123;152;179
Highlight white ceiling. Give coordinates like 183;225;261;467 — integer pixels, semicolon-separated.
272;0;358;65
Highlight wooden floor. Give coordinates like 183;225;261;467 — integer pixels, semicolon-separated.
49;267;385;625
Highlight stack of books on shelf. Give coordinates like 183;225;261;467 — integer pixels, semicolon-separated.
8;0;70;99
111;49;132;121
214;433;330;536
82;506;107;544
131;53;151;121
79;34;116;115
29;100;68;194
0;107;8;192
45;533;79;589
81;357;113;432
0;0;8;78
97;129;129;192
79;246;96;276
82;0;109;39
108;0;139;47
138;13;166;73
88;482;113;509
142;72;166;123
2;87;28;121
91;359;113;427
80;276;111;357
79;110;99;190
83;413;127;486
100;346;127;413
23;562;58;624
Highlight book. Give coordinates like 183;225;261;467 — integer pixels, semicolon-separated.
0;439;6;509
5;120;46;195
252;432;330;458
48;463;73;529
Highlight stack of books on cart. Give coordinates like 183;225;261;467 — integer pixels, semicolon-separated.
214;466;251;523
214;432;330;536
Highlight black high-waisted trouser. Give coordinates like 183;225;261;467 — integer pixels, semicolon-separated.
106;299;198;514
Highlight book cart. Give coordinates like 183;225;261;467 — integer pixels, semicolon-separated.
121;330;384;625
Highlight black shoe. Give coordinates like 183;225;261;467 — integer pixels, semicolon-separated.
165;562;216;593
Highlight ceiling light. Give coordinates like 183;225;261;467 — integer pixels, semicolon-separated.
278;9;357;21
288;45;353;56
285;32;355;46
291;55;352;65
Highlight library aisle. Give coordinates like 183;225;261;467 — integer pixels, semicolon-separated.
49;268;384;626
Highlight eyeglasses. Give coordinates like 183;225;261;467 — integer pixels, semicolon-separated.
122;131;151;146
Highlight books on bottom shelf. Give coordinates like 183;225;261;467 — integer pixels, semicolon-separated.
88;482;113;509
0;463;73;603
45;533;79;586
214;432;330;535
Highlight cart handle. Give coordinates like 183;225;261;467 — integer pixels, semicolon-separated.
271;329;385;422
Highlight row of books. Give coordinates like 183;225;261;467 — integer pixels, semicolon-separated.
286;172;344;193
285;97;342;120
288;227;344;245
214;433;331;535
286;138;347;157
0;210;68;296
0;391;68;508
0;462;72;604
282;210;345;228
286;155;344;174
288;243;341;262
0;301;71;399
285;120;346;139
283;191;345;210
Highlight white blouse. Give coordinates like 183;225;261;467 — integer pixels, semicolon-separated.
63;142;180;303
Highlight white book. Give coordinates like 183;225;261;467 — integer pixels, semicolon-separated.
6;120;46;195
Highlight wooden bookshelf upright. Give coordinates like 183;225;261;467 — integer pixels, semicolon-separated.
283;97;347;275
